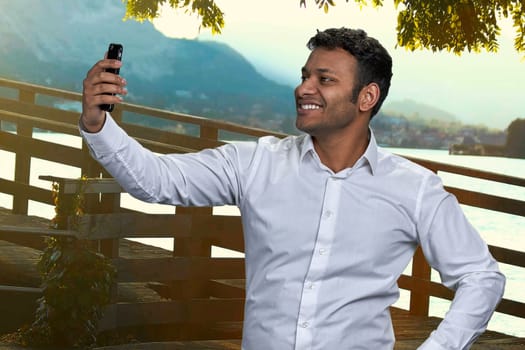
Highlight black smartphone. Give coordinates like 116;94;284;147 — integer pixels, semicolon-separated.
100;43;123;112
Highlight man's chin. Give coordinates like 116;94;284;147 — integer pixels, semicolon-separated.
296;121;315;135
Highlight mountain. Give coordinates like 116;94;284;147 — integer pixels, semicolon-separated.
382;99;459;123
0;0;296;133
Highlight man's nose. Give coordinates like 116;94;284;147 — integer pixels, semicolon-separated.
296;78;316;96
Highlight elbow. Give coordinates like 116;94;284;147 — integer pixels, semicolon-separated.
467;270;506;302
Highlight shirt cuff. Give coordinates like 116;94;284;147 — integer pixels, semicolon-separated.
79;112;126;158
417;335;447;350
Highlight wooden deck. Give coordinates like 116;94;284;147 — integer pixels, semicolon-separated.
1;208;524;349
94;337;525;350
91;328;525;350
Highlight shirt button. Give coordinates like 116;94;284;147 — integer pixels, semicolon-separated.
301;322;309;328
306;282;315;290
319;248;327;255
324;210;333;219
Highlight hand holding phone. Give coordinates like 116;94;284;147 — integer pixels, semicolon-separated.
100;43;123;112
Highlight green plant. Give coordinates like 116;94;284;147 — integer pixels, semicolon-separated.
21;177;116;348
50;176;86;230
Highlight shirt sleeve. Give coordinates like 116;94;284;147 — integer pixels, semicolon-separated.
415;174;506;350
79;113;246;207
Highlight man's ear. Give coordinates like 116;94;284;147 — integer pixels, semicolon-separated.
358;83;380;113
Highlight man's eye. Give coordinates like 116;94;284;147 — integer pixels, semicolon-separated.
320;77;333;83
300;76;307;82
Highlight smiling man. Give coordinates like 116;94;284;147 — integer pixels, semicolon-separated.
80;28;505;350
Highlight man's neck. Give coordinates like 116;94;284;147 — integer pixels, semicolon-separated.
312;127;370;173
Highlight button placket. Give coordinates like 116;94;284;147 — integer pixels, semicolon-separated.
294;176;342;349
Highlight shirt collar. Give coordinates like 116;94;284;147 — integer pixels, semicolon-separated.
299;128;379;175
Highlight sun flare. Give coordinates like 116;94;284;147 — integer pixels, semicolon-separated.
152;3;202;39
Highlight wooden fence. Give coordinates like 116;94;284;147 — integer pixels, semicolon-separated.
0;77;524;340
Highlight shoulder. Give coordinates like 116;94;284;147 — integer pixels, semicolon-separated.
222;134;305;171
257;134;305;149
374;147;446;201
376;147;436;179
231;134;306;155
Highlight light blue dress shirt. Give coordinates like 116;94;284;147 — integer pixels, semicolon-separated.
81;115;505;350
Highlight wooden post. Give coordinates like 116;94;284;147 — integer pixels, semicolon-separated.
12;89;37;214
170;206;214;339
408;246;431;316
173;207;213;257
12;130;31;214
172;123;217;258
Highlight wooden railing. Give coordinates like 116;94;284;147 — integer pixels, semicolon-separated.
1;77;524;339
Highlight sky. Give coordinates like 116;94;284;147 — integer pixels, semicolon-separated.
152;0;525;130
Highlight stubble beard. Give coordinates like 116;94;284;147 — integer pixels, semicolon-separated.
296;110;355;138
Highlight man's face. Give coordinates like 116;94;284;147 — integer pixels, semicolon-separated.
294;47;360;137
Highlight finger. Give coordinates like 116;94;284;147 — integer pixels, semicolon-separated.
85;94;123;110
83;86;124;107
84;81;127;100
86;58;123;78
96;82;127;96
83;72;126;96
95;71;127;87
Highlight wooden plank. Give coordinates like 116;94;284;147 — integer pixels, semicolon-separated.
99;298;245;330
124;123;223;152
0;77;81;101
192;258;245;280
192;216;243;237
114;257;245;283
208;280;245;298
92;339;243;349
399;275;525;319
496;298;525;319
115;257;191;282
0;224;75;238
0;285;42;293
445;186;525;216
406;156;525;187
0;107;79;134
489;245;525;268
0;129;83;168
0;97;80;126
0;178;53;206
0;285;42;334
121;102;286;139
39;176;124;194
210;235;245;253
0;178;16;196
75;213;243;241
77;213;193;239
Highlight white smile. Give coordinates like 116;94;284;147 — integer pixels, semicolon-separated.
300;104;321;110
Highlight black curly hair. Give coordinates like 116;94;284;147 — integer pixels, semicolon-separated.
307;28;393;118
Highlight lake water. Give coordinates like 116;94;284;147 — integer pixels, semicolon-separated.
0;132;523;337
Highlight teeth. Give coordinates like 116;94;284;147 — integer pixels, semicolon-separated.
301;104;320;110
